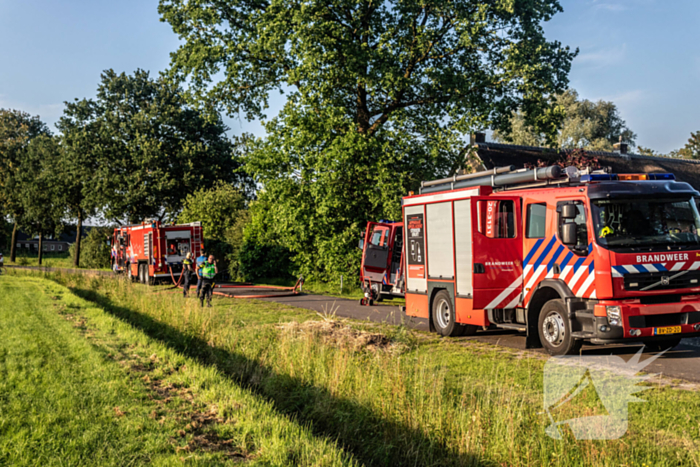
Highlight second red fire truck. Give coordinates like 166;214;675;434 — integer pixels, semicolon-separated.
362;165;700;355
112;220;203;285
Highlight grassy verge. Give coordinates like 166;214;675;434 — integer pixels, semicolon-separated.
7;252;111;270
0;274;357;466
11;269;700;466
255;276;405;304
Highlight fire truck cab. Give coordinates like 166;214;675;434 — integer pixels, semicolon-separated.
112;221;203;285
359;221;404;304
403;166;700;355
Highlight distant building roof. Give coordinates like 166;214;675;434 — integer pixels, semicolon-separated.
15;225;94;243
472;142;700;189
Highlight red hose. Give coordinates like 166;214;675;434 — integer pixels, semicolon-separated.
158;266;303;300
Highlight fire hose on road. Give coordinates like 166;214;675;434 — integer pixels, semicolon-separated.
167;265;304;299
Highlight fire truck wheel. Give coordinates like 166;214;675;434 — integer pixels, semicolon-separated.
644;338;681;352
371;284;383;302
538;299;582;356
432;290;464;337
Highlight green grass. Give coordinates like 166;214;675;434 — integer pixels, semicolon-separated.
0;274;357;466
6;269;700;466
255;276;406;304
7;251;111;270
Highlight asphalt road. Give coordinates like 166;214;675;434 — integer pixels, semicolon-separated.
257;293;700;384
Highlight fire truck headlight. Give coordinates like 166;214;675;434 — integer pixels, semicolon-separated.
606;306;622;327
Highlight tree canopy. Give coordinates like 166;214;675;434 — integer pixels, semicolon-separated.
679;131;700;160
0;109;51;260
178;181;247;242
160;0;576;280
57;69;251;225
17;135;66;263
0;110;50;216
494;89;637;151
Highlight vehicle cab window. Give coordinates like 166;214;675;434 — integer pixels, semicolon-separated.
526;203;547;238
557;201;589;255
591;197;700;250
478;199;515;238
369;227;389;248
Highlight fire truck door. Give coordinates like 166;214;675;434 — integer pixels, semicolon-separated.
471;197;523;309
145;233;153;265
389;227;403;284
364;223;391;270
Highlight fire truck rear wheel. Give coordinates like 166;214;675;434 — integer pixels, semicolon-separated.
432;290;465;337
139;264;147;284
538;299;582;356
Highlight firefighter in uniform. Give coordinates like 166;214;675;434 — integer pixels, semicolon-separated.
198;255;218;308
195;249;207;298
182;252;194;297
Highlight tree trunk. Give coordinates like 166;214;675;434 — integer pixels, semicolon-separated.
10;223;17;262
74;214;82;268
38;232;43;266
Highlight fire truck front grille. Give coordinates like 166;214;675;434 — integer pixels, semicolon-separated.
623;270;700;291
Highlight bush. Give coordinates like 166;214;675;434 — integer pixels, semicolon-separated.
70;227;112;269
239;240;293;282
237;198;294;282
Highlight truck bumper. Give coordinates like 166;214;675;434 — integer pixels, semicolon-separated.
589;299;700;343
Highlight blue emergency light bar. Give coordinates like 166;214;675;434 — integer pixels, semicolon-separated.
580;173;676;183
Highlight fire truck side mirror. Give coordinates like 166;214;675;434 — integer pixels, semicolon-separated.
561;204;578;220
561;223;578;246
358;239;364;250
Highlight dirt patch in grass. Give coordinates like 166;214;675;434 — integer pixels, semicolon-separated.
49;297;251;462
278;319;396;352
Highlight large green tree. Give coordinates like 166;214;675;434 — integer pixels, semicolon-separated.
494;89;637;151
57;69;251;225
160;0;576;279
53;108;101;267
16;135;65;265
0;109;50;262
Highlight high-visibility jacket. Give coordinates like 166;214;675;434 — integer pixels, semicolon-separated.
183;258;193;272
201;261;216;279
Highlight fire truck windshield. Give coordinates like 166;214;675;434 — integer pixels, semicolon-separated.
591;198;700;250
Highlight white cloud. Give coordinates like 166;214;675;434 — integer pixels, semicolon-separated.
602;89;647;108
593;2;628;12
575;44;627;69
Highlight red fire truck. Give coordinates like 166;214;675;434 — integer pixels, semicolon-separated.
112;220;203;284
359;221;404;304
379;165;700;355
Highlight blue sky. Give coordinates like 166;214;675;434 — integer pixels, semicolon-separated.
1;0;698;153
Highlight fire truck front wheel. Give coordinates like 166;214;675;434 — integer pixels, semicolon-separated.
432;290;467;337
538;299;582;356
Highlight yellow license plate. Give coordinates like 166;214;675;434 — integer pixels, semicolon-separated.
655;326;681;335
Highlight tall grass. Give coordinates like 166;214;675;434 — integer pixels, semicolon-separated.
30;270;700;466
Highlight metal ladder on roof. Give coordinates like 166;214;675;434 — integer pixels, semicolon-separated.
192;227;202;255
